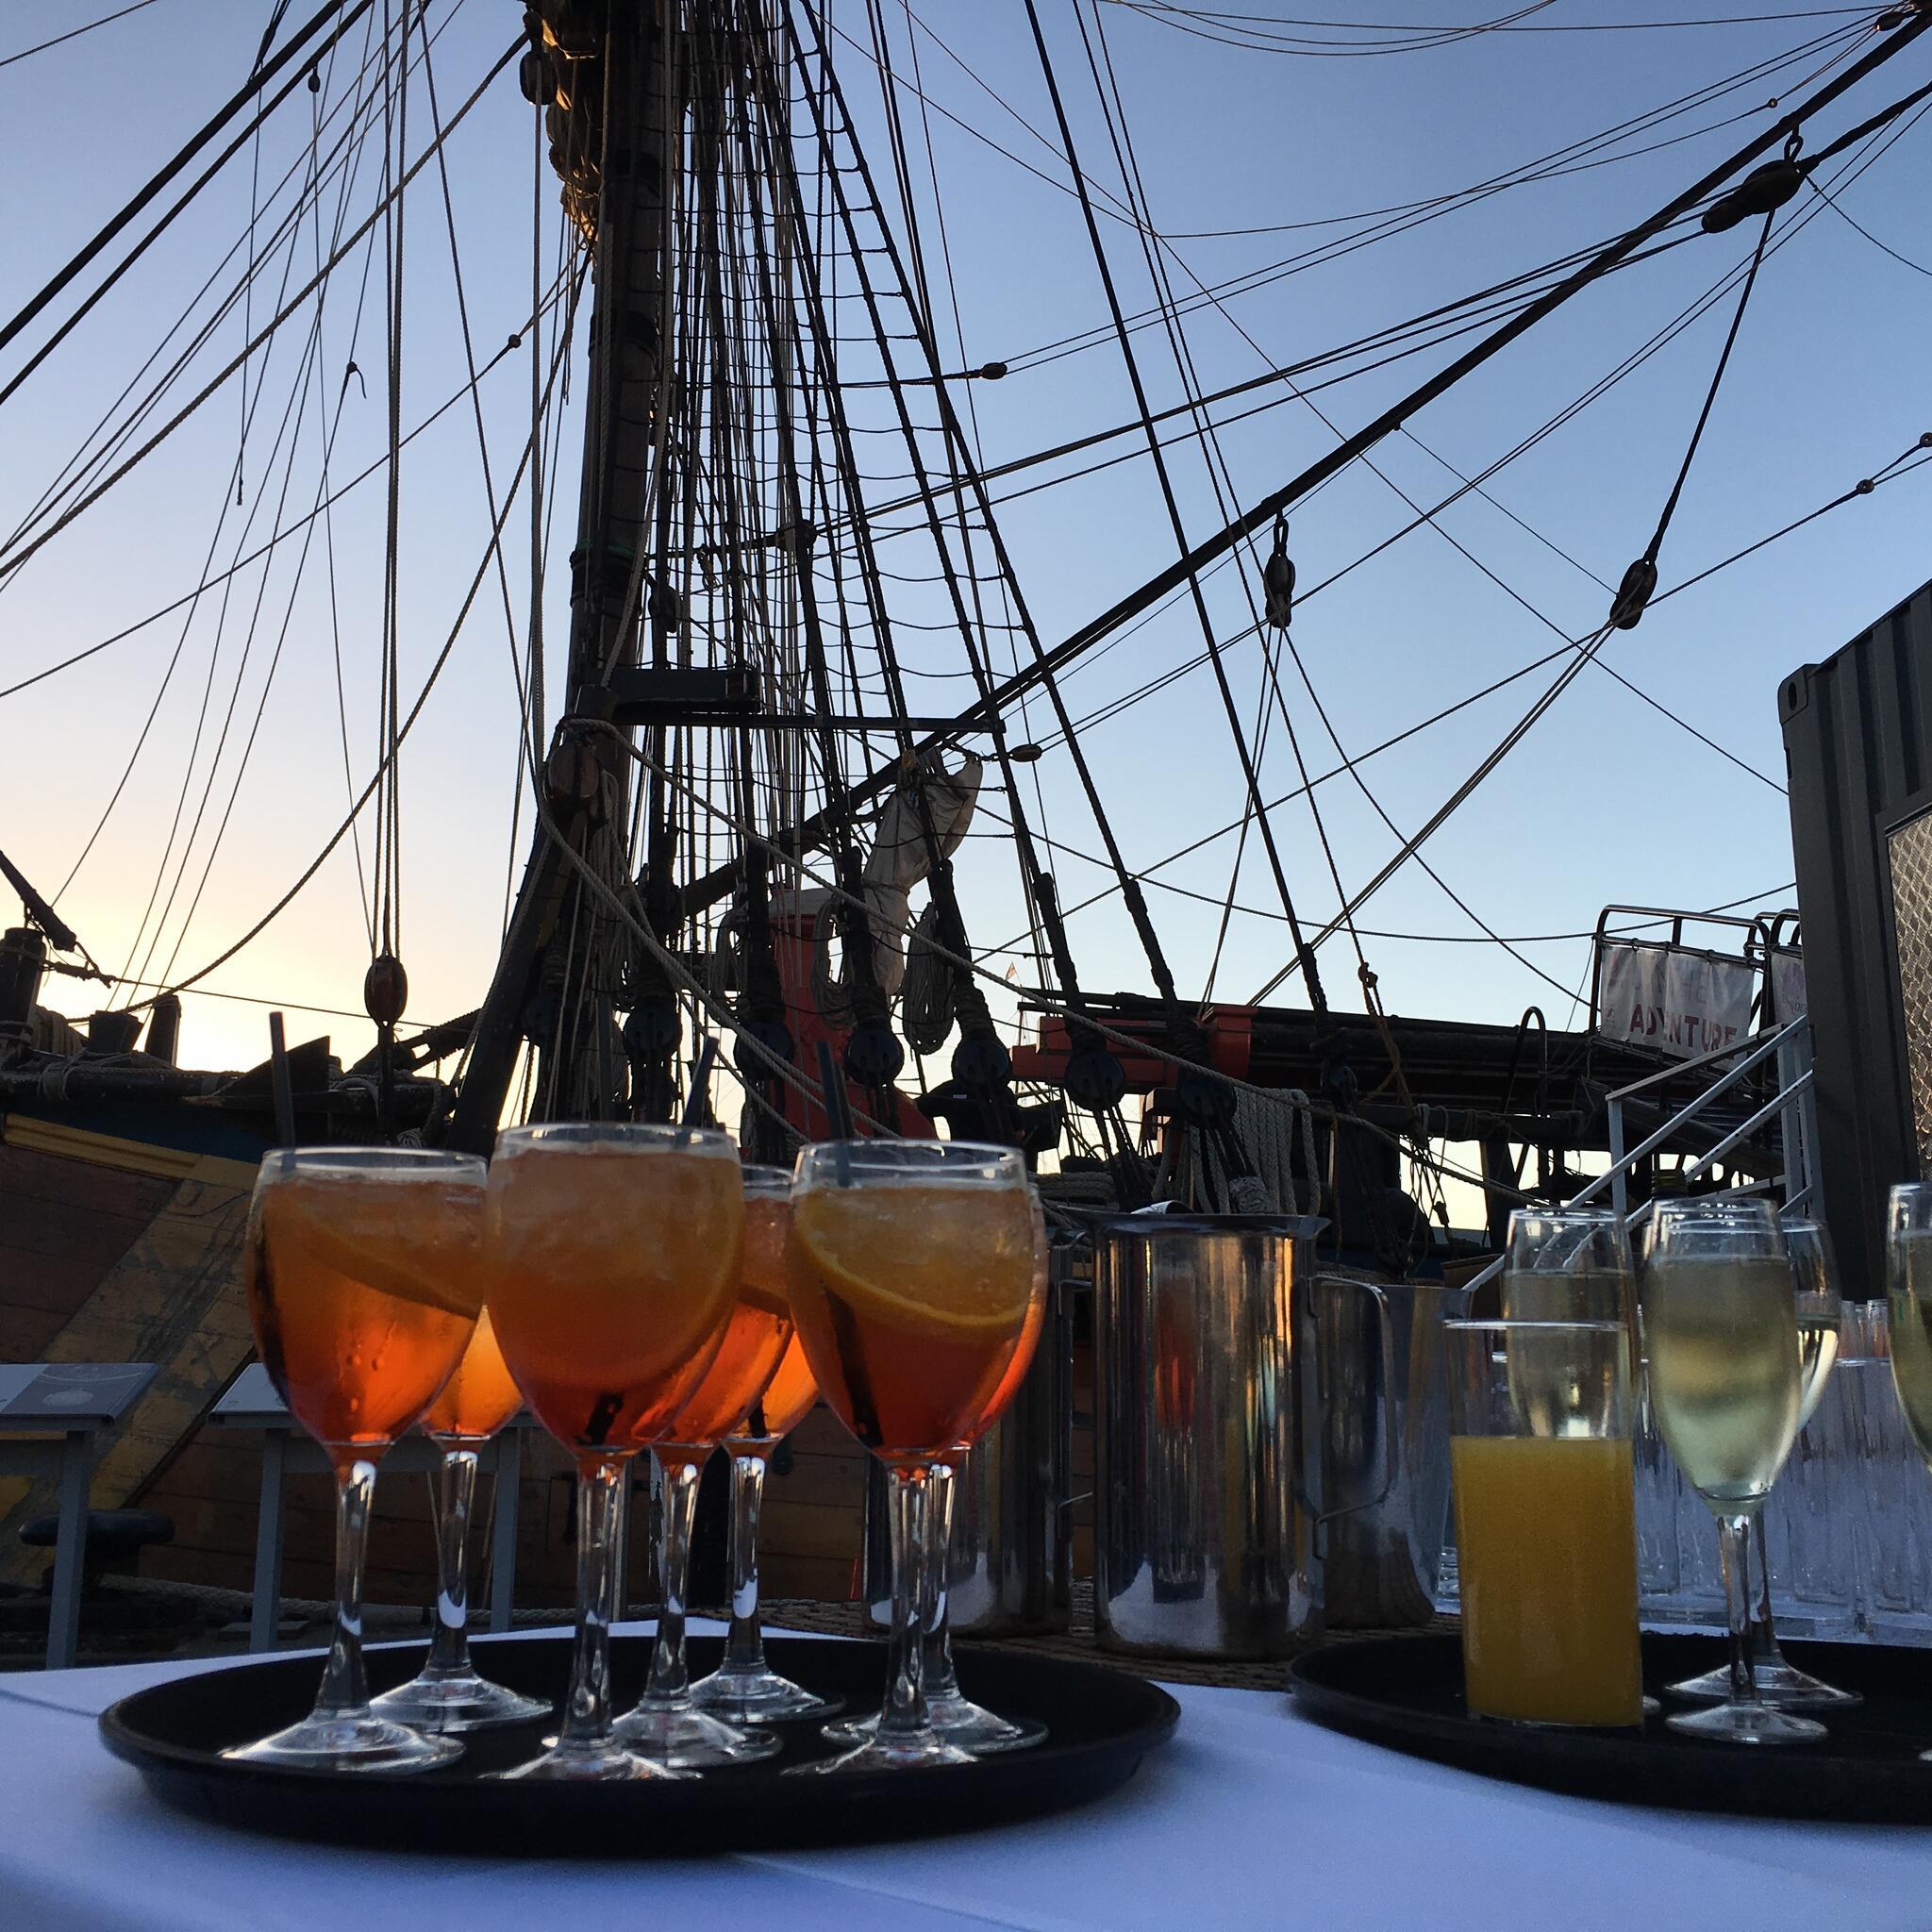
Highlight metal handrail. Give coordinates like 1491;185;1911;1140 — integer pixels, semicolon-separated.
1458;1016;1812;1293
1601;1013;1805;1106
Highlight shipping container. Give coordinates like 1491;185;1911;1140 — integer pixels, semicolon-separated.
1781;576;1932;1300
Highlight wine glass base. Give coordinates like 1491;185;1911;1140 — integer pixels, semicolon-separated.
222;1710;463;1774
823;1692;1046;1756
790;1725;978;1775
1666;1659;1862;1710
492;1737;693;1782
611;1701;783;1768
369;1669;554;1733
687;1663;845;1724
1663;1700;1827;1745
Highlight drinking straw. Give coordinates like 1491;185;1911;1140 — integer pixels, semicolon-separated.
267;1011;296;1149
815;1040;855;1185
812;1042;875;1435
681;1033;719;1131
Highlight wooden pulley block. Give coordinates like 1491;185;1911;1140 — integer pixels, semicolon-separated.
363;953;408;1027
544;736;605;819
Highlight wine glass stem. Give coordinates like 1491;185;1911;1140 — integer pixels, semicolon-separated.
924;1457;960;1703
879;1464;933;1742
425;1446;477;1678
644;1454;702;1705
317;1456;377;1720
722;1451;769;1672
560;1456;625;1749
1743;1510;1788;1669
1718;1511;1767;1707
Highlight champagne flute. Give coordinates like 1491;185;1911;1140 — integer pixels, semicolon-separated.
787;1139;1041;1774
1668;1216;1858;1709
1644;1197;1824;1743
225;1148;486;1773
1498;1207;1638;1331
486;1123;741;1782
1886;1182;1932;1757
687;1167;841;1725
369;1310;552;1733
824;1191;1051;1755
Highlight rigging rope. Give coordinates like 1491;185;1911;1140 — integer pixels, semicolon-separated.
123;267;583;1015
0;1;377;414
0;36;522;587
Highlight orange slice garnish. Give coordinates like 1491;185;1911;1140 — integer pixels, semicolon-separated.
262;1177;486;1320
790;1185;1036;1342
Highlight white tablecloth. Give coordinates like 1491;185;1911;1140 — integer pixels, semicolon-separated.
4;1624;1930;1932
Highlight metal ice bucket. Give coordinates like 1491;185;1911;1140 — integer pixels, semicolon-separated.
862;1254;1074;1637
1091;1213;1465;1658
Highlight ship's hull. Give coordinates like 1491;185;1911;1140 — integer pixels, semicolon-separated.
0;1106;862;1620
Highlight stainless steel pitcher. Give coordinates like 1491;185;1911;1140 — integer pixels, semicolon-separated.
1091;1213;1466;1659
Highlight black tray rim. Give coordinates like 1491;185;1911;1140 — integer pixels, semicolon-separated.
98;1632;1181;1857
1291;1631;1932;1824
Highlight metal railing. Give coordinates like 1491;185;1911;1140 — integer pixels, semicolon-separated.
1462;1015;1815;1291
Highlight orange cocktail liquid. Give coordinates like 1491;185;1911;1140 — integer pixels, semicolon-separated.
788;1183;1037;1465
1451;1434;1644;1727
729;1333;818;1449
487;1148;741;1453
949;1192;1050;1454
663;1193;795;1449
422;1307;522;1441
247;1171;483;1458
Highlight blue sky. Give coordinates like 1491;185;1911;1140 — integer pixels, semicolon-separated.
3;0;1928;1089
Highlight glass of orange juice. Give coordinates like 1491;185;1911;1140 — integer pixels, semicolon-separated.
225;1148;488;1774
788;1139;1038;1774
368;1309;552;1735
485;1123;742;1782
1445;1318;1644;1729
687;1166;842;1727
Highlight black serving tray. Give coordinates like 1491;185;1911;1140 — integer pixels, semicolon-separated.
100;1633;1179;1855
1292;1632;1932;1823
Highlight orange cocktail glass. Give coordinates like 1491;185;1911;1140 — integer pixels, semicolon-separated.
612;1169;798;1767
420;1307;523;1440
486;1123;741;1783
687;1168;841;1727
369;1309;551;1736
228;1148;487;1774
789;1139;1037;1774
824;1191;1051;1757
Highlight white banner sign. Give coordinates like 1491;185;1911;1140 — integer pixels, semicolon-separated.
1768;949;1807;1024
1597;941;1757;1059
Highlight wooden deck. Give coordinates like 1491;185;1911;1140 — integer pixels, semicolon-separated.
0;1123;257;1589
0;1114;895;1615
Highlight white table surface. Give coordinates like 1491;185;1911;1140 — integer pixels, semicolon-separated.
5;1623;1931;1932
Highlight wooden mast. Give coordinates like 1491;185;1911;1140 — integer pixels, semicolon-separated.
444;0;673;1150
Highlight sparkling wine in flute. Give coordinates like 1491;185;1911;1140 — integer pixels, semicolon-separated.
1889;1231;1932;1460
1500;1265;1634;1328
1794;1310;1840;1430
1645;1253;1802;1508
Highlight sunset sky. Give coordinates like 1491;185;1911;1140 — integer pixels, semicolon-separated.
4;0;1928;1104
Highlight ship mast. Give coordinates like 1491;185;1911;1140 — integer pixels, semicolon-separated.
446;1;673;1147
